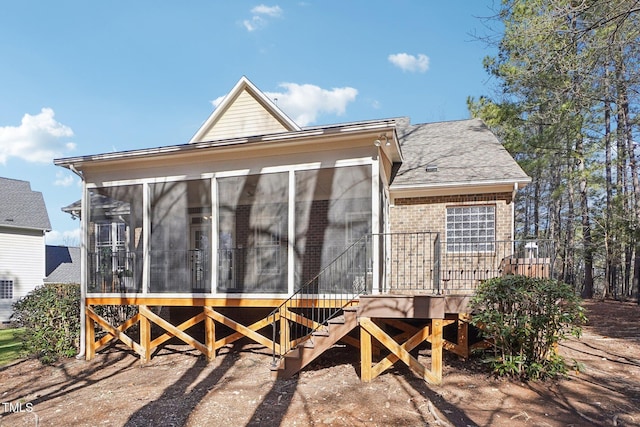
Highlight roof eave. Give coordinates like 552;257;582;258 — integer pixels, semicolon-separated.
54;119;403;169
390;177;531;199
0;224;51;233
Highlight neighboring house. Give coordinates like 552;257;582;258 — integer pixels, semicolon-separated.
55;76;542;383
45;245;81;284
0;177;51;323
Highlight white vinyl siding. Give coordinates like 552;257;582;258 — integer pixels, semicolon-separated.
0;228;46;322
200;90;289;141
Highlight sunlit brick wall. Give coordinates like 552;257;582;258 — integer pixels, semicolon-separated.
388;192;515;294
390;192;513;240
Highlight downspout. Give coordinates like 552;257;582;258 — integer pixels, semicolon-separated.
69;164;86;359
511;182;518;242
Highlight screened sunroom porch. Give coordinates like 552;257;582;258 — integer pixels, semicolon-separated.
86;163;379;297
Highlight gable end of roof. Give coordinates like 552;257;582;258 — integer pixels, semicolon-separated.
189;76;301;143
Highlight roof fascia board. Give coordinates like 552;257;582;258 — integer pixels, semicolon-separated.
54;120;399;169
0;224;50;233
390;179;531;199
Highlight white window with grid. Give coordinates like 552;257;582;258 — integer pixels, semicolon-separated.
446;205;495;252
96;222;126;250
0;280;13;299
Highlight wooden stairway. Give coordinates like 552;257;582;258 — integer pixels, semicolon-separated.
271;306;359;379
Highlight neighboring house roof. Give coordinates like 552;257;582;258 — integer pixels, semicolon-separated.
0;177;51;231
62;193;131;220
45;245;80;284
391;118;531;192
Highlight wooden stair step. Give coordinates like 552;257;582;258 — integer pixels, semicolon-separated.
328;315;346;324
273;309;359;379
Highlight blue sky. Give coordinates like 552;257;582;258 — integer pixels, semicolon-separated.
0;1;500;246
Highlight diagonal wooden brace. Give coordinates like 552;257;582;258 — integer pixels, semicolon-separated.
149;311;207;348
94;312;141;349
86;306;145;358
204;307;280;354
139;305;208;355
360;317;442;385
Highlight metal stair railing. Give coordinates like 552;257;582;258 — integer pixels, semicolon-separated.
270;234;371;366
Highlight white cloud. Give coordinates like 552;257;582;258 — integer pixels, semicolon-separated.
243;16;266;32
0;108;75;164
211;95;226;108
211;82;358;126
46;228;81;246
54;170;75;187
265;83;358;126
243;4;282;31
251;5;282;17
388;53;430;73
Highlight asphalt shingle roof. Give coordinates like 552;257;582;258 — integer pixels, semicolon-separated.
0;177;51;230
392;118;530;188
45;245;80;284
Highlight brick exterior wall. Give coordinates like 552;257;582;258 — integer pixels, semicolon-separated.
389;192;514;294
390;192;513;240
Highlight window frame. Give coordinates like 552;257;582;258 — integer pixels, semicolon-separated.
346;211;371;245
445;204;496;253
0;279;14;300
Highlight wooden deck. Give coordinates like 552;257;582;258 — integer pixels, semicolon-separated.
85;294;475;385
357;295;472;384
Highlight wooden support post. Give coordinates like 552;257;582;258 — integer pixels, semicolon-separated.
360;319;372;382
431;319;443;383
85;305;95;361
279;306;290;353
205;306;216;362
457;316;469;358
139;305;151;363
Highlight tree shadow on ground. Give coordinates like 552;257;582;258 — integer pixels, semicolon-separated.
388;361;480;426
246;374;299;426
124;343;241;427
2;343;136;409
582;300;640;340
561;340;640;368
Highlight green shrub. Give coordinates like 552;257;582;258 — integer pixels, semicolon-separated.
12;283;81;363
11;284;141;363
469;276;586;380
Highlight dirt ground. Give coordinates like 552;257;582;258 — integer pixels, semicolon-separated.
0;300;639;427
